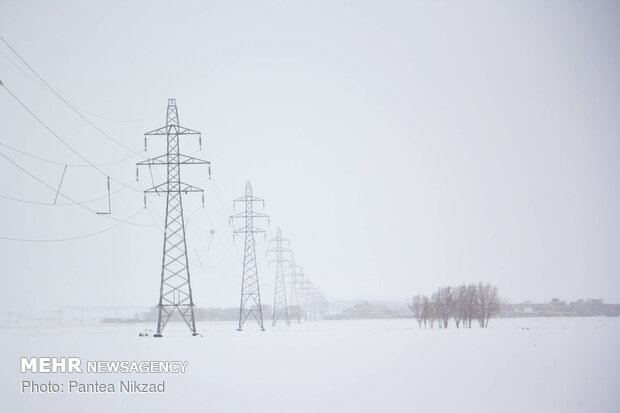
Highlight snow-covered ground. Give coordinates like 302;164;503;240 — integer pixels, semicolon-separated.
1;317;619;412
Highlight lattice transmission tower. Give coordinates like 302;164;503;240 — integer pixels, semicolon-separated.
230;182;269;331
287;256;304;324
137;98;210;337
300;276;312;321
301;279;322;321
267;228;292;326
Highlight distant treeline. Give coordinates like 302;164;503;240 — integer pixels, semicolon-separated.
410;282;501;328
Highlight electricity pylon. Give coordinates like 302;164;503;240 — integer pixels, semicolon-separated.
267;228;292;326
301;279;321;321
230;182;269;331
287;256;304;324
137;98;210;337
300;277;312;321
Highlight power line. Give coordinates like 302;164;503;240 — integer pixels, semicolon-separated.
1;82;142;193
0;140;137;168
0;180;133;206
0;149;158;227
0;139;141;204
66;105;152;124
202;207;242;263
0;145;146;206
0;208;146;243
208;178;247;263
1;47;150;124
0;49;47;89
211;177;234;216
135;178;164;233
0;35;148;157
53;165;68;205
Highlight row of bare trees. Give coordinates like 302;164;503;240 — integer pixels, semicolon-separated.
410;283;501;328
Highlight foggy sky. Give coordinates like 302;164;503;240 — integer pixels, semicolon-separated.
0;0;618;313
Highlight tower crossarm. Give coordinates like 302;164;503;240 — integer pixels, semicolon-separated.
233;195;264;204
144;182;205;194
301;280;314;291
137;154;210;166
233;227;266;236
229;211;269;220
266;246;292;255
268;258;291;265
145;125;202;136
268;238;291;248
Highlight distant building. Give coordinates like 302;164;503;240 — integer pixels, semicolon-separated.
501;298;620;318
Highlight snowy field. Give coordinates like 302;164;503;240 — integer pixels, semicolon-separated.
1;317;619;412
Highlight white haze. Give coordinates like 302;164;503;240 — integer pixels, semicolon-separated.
0;0;618;312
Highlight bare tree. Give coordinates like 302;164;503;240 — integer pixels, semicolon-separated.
462;283;478;328
433;293;444;328
409;295;424;328
411;283;500;329
453;284;467;328
476;282;501;328
422;295;434;328
434;287;454;328
431;292;440;328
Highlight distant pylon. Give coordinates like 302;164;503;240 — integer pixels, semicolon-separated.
267;228;292;326
137;99;210;337
301;279;320;321
230;182;269;331
301;276;311;322
287;257;304;324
